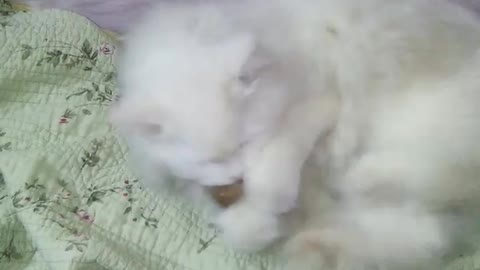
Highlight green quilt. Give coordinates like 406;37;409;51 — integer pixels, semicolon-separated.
0;1;479;270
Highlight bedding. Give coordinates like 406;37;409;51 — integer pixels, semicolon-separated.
0;1;479;269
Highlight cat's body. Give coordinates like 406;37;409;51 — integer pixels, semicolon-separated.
109;0;480;269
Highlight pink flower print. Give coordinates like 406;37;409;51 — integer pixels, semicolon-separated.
59;117;69;124
76;209;95;224
62;192;72;199
99;42;115;55
59;109;75;124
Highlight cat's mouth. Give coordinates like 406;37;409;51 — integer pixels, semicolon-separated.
207;178;244;208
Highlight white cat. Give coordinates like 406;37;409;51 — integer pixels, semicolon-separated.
110;0;480;269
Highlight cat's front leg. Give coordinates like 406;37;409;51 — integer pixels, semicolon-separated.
244;95;340;214
215;199;282;251
243;137;305;213
215;95;339;251
214;136;307;250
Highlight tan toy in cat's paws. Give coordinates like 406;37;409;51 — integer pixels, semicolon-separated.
207;179;244;208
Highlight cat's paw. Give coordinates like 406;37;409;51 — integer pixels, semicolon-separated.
215;201;281;251
285;229;352;270
244;142;301;214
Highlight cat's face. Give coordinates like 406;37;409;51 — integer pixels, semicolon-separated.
110;34;269;185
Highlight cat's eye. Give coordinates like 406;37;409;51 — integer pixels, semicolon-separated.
238;74;256;86
233;73;258;98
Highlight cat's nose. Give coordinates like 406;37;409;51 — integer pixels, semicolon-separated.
209;144;238;163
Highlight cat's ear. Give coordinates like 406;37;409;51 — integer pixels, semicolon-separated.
109;98;163;136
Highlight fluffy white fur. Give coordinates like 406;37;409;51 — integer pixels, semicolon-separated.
110;0;480;269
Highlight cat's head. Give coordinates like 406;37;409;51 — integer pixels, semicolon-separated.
110;32;285;185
